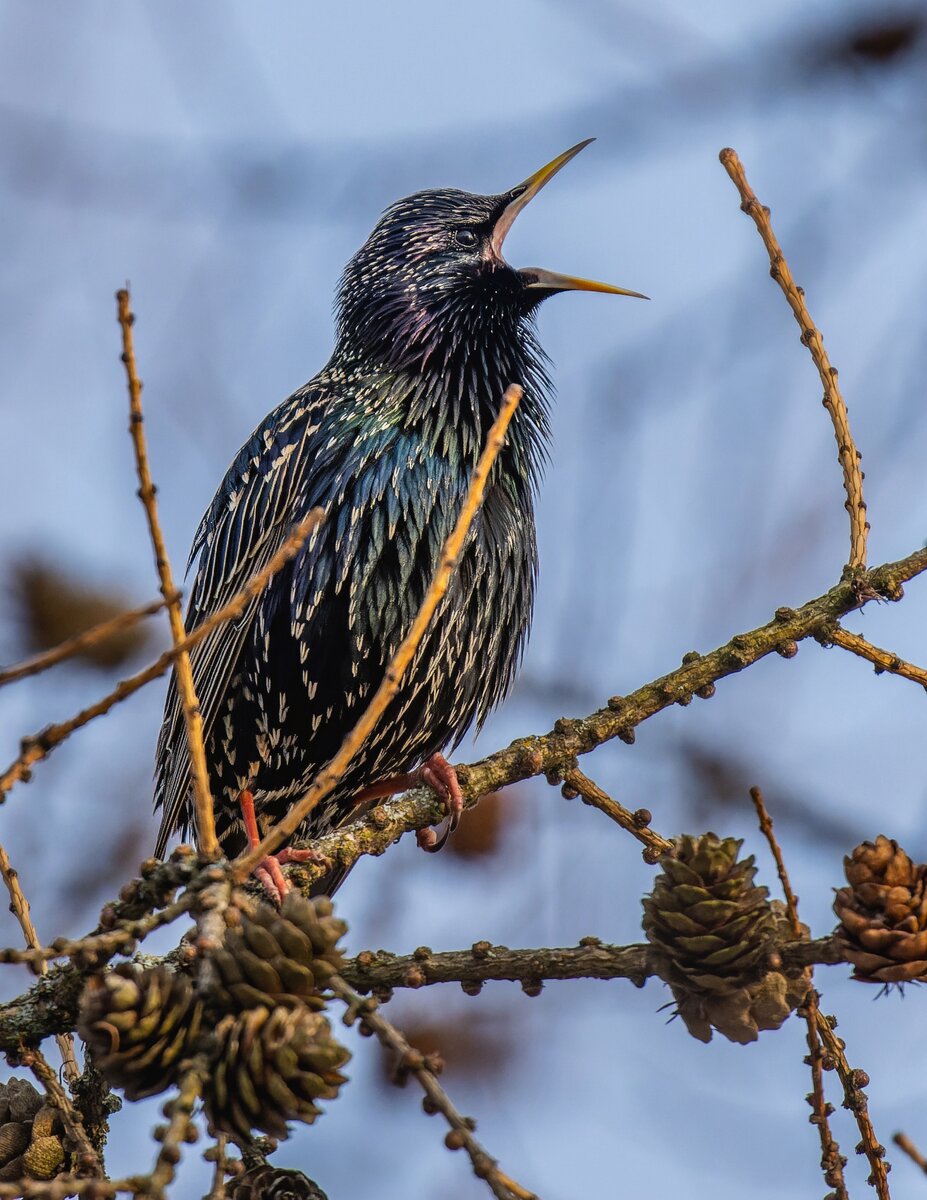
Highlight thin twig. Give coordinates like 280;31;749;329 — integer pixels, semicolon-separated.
831;625;927;692
117;287;217;857
330;974;537;1200
147;1056;209;1199
0;886;198;969
0;1180;143;1198
0;841;80;1081
0;510;324;807
719;148;868;571
801;990;849;1200
750;787;850;1200
234;383;523;877
0;594;172;689
207;1135;228;1199
23;1044;101;1176
893;1132;927;1176
561;766;674;861
749;786;802;939
815;1008;892;1199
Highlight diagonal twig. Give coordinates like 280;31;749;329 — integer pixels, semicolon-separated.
893;1132;927;1177
330;974;537;1200
117;287;217;857
0;841;80;1082
720;148;868;571
146;1056;209;1199
234;383;523;878
0;593;173;689
744;787;874;1200
22;1044;101;1177
0;510;323;808
561;765;674;862
831;625;927;692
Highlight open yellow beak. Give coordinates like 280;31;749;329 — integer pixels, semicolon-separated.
491;138;649;300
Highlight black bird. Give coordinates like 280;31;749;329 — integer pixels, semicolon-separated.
154;139;646;899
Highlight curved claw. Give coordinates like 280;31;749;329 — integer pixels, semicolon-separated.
416;753;462;853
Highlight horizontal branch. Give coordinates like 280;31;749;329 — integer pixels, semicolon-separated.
284;543;927;880
0;933;846;1055
341;936;843;995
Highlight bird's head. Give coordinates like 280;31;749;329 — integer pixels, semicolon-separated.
335;139;646;367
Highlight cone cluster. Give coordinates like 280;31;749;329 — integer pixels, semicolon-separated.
78;891;350;1143
643;833;807;1043
77;964;203;1101
229;1164;329;1200
834;835;927;985
0;1078;67;1183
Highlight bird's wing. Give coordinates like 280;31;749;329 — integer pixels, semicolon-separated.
153;385;329;855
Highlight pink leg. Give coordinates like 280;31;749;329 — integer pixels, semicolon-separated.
239;790;325;905
356;754;463;855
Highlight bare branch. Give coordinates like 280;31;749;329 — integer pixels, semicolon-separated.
234;384;523;877
814;1007;891;1199
275;542;927;888
331;974;537;1200
0;932;846;1056
831;625;927;692
0;594;173;689
146;1056;209;1199
892;1131;927;1177
719;147;868;571
117;287;218;857
561;766;674;861
750;786;849;1199
21;1045;101;1177
0;840;80;1081
750;786;802;939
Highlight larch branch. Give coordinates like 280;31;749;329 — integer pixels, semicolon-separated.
117;287;217;857
0;841;80;1082
831;625;927;692
750;787;848;1198
719;148;868;571
0;593;172;689
331;974;538;1200
280;542;927;886
561;765;674;861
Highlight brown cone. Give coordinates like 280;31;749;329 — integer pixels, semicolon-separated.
77;964;203;1100
204;1005;349;1142
834;835;927;984
205;893;347;1016
643;834;806;1043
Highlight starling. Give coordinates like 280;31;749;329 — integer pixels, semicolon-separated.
154;139;646;898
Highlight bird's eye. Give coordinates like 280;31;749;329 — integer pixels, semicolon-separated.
456;229;478;248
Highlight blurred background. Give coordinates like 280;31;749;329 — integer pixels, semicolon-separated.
1;2;926;1196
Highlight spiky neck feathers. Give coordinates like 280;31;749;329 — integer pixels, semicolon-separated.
332;187;553;486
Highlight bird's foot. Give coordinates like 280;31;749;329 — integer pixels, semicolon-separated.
354;754;463;854
253;847;327;906
238;788;327;905
414;753;463;853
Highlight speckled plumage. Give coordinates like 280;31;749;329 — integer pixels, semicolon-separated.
154;144;639;889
